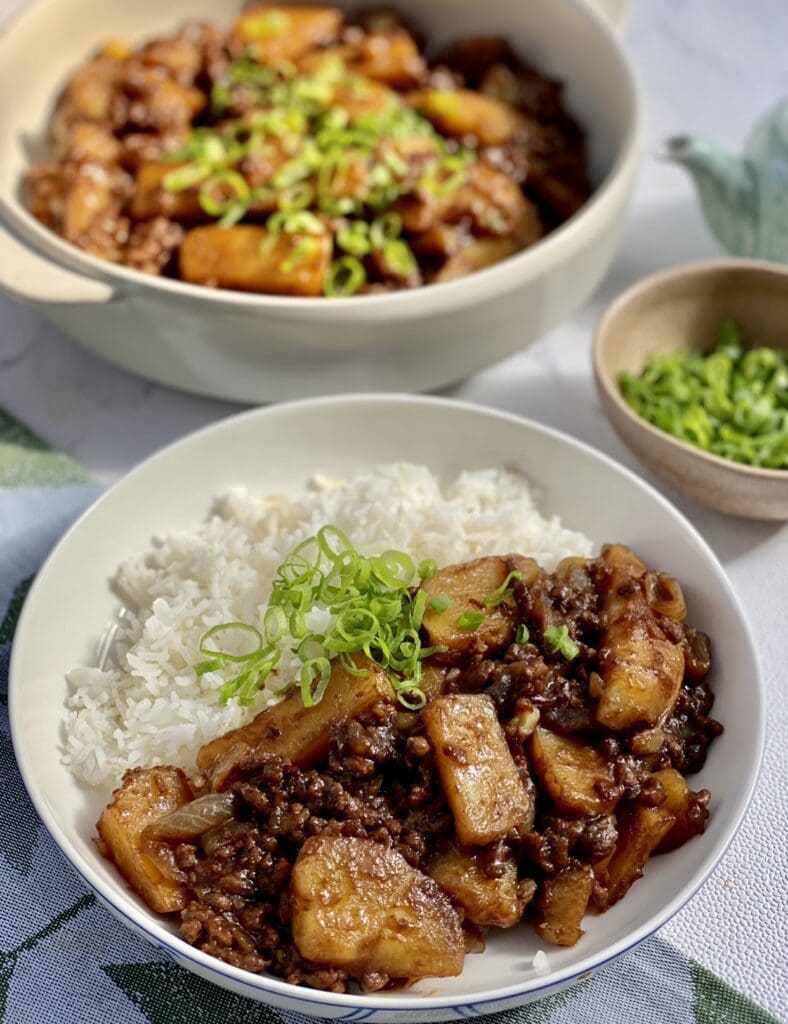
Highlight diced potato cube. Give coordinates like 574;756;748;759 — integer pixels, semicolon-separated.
600;802;677;908
420;663;447;702
349;33;426;88
409;88;527;146
595;545;685;731
429;845;522;928
420;556;516;661
96;766;193;913
653;768;710;854
535;866;594;946
530;727;617;817
197;657;393;787
291;835;464;979
130;162;204;220
423;693;532;845
180;225;331;296
232;5;342;63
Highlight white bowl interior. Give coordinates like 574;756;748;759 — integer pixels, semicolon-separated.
0;0;631;241
10;397;763;1014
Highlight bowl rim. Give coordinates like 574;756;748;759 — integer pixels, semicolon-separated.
0;0;642;316
593;257;788;482
8;392;765;1013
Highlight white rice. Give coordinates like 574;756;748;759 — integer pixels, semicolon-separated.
63;463;592;787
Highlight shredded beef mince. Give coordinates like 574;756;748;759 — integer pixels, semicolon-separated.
166;547;720;992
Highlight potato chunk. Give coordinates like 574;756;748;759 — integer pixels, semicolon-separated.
595;545;685;731
232;5;342;63
535;866;594;947
429;845;523;927
130;162;204;220
420;556;515;661
423;693;532;844
653;768;710;854
291;835;464;979
598;802;677;909
197;657;393;788
180;225;331;296
96;766;193;913
530;727;617;817
409;89;527;146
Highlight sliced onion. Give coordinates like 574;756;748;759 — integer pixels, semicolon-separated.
202;819;254;855
144;792;236;841
644;571;687;621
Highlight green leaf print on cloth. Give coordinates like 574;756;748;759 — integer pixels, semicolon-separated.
0;731;41;875
105;963;286;1024
690;961;780;1024
0;409;88;487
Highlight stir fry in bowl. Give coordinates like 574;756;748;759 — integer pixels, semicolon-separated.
25;5;592;296
96;533;720;992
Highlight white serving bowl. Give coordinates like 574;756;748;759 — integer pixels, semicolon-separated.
9;395;763;1021
0;0;641;402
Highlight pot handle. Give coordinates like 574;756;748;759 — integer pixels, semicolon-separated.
0;219;116;305
582;0;629;32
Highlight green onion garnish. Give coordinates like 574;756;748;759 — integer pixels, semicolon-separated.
428;595;453;612
456;610;485;632
196;526;446;709
198;171;251;219
483;570;523;608
619;319;788;470
417;559;438;579
324;256;366;297
162;163;211;192
515;624;530;644
336;220;372;257
543;624;580;660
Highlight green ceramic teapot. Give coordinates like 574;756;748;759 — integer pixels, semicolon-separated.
660;100;788;262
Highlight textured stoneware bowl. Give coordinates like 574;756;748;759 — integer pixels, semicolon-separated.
0;0;641;402
10;395;763;1021
594;260;788;520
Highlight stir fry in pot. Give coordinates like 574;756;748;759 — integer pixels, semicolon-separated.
26;5;592;296
96;540;720;991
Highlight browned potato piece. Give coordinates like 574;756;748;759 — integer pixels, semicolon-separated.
232;5;342;63
420;556;516;660
197;657;393;787
130;162;204;220
600;802;677;908
595;545;685;731
409;88;527;146
530;727;617;817
653;768;710;854
96;766;193;913
435;234;526;283
423;693;532;845
429;845;522;927
292;835;464;979
420;663;448;702
535;866;594;946
62;169;115;241
348;33;426;88
180;225;331;296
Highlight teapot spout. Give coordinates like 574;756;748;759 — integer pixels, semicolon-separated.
658;135;757;257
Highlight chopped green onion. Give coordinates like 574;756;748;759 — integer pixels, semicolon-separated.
199;171;251;218
417;559;438;579
324;256;366;297
456;610;485;631
426;90;462;117
162;163;211;192
428;595;453;613
483;570;523;608
267;210;324;236
278;182;314;211
370;212;403;250
515;624;530;644
336;220;372;257
381;239;417;277
279;236;321;273
544;624;580;660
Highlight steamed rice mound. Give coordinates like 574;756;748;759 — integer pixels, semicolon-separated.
63;464;592;787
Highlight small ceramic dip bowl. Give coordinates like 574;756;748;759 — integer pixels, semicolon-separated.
593;259;788;519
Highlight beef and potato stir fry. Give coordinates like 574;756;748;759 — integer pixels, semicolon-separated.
97;544;720;992
26;5;592;296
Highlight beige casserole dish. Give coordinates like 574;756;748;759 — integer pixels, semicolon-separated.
0;0;641;402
